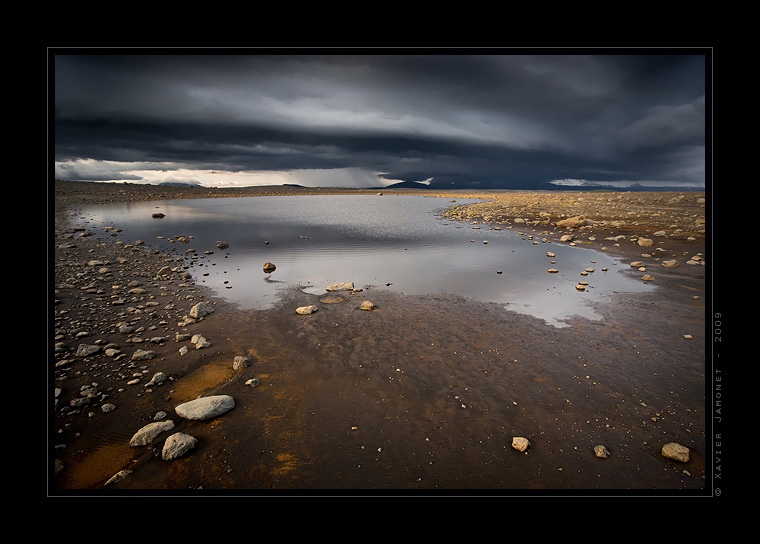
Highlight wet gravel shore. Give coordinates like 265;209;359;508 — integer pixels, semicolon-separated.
50;181;710;496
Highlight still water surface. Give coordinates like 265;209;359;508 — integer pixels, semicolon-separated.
72;194;654;327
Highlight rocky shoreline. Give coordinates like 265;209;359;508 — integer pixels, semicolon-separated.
50;181;709;495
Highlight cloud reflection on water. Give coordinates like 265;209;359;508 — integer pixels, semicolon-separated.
73;195;654;327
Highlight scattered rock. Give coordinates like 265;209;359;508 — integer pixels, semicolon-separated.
146;372;167;387
360;300;375;311
175;395;235;420
263;262;276;273
104;469;132;486
594;444;610;459
216;241;230;250
512;436;530;452
326;281;354;291
161;432;198;460
637;237;653;247
661;442;690;462
662;259;679;267
191;334;211;349
189;301;214;319
129;420;175;447
296;305;319;315
233;355;250;370
642;274;655;281
556;215;586;228
131;349;156;361
76;344;100;357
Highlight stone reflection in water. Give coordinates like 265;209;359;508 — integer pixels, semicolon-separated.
72;195;654;327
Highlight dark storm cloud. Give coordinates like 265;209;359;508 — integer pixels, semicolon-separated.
53;51;707;189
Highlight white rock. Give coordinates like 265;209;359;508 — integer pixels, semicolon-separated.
326;281;354;291
162;432;198;460
76;344;101;357
661;442;690;462
233;356;250;370
189;301;214;319
512;436;530;452
129;420;175;447
594;444;610;458
104;469;132;487
131;349;156;361
191;334;211;349
147;372;167;386
296;305;318;315
175;395;235;420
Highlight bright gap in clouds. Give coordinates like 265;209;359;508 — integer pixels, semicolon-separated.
54;159;406;188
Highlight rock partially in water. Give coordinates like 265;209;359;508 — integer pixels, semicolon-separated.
175;395;235;420
263;262;276;273
216;241;230;250
326;281;354;291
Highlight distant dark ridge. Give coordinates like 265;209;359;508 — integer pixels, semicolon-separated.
371;181;432;190
157;181;202;187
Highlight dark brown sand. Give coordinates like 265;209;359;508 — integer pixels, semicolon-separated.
50;181;710;495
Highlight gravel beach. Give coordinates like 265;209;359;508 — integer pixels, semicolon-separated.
50;181;709;495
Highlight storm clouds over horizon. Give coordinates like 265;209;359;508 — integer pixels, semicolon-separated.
52;51;708;190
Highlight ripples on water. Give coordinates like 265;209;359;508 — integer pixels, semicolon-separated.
71;194;654;327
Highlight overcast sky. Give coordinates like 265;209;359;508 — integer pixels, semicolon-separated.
52;50;708;190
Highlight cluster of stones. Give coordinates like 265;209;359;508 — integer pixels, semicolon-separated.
442;192;706;242
295;281;376;316
121;394;235;472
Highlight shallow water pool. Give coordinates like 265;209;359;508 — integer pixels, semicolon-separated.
71;194;654;327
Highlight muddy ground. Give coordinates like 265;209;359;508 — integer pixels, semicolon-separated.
50;181;711;496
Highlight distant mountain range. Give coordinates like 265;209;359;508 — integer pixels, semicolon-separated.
372;181;432;190
155;180;702;192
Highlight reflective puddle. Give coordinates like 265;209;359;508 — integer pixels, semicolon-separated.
70;194;654;327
